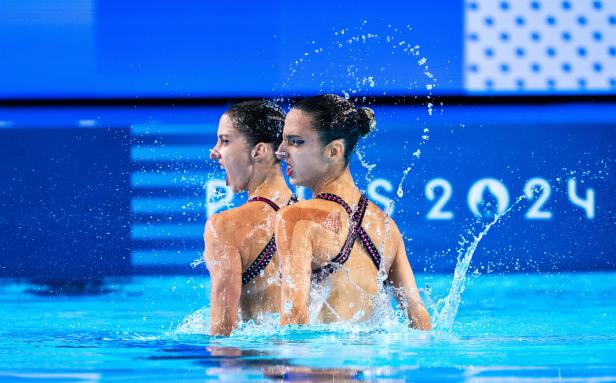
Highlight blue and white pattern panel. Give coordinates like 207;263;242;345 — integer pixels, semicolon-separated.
129;122;221;269
465;0;616;93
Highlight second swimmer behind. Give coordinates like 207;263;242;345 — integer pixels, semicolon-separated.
205;100;296;336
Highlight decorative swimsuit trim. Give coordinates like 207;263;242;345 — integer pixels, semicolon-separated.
311;193;383;282
241;194;297;285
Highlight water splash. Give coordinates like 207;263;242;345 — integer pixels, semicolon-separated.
190;251;206;268
356;148;376;184
396;166;412;198
275;21;437;111
432;194;528;331
174;307;210;335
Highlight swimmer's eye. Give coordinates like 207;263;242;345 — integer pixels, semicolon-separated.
288;137;304;146
217;135;230;145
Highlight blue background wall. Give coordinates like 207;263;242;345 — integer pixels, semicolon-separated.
0;0;615;281
1;104;613;279
0;0;463;98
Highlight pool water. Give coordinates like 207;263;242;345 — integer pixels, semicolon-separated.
1;272;615;382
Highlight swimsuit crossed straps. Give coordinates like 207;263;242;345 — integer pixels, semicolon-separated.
241;194;298;285
311;193;383;282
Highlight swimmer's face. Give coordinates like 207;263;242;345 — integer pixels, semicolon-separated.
211;113;253;193
278;109;330;189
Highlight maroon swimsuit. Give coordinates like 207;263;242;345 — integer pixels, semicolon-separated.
241;195;297;285
311;193;383;282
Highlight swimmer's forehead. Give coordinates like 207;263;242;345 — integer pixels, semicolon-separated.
217;114;239;137
283;109;314;138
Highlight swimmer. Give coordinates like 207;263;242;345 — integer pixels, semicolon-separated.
204;101;296;336
275;94;431;330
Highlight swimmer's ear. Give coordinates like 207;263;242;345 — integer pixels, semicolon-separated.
326;139;345;162
251;142;270;161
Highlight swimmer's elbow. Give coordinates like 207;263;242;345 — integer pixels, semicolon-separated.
209;284;239;336
280;285;310;326
209;302;236;336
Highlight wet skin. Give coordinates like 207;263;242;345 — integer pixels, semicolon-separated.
274;109;431;330
204;113;293;336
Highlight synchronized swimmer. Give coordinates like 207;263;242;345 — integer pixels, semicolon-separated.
205;101;296;336
205;95;431;336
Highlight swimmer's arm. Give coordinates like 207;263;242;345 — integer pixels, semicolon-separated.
389;234;432;330
204;217;242;336
275;211;313;326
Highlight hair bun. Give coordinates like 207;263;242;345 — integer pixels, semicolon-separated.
357;107;376;137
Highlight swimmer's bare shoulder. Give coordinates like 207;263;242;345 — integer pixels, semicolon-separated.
205;203;274;249
276;199;346;277
204;208;239;274
276;199;343;236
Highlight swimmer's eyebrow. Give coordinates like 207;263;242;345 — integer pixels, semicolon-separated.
217;134;229;139
284;134;303;139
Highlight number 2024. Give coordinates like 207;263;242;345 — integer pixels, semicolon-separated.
425;177;595;220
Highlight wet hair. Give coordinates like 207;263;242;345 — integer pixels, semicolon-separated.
293;94;376;164
224;100;286;152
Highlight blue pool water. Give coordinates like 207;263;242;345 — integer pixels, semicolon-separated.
1;272;615;382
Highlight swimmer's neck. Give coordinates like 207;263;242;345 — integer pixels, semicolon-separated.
247;163;292;206
312;167;360;201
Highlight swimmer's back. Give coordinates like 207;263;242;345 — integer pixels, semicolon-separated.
205;201;282;319
277;196;402;321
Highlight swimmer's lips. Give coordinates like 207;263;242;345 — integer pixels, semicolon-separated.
217;162;230;186
284;162;294;177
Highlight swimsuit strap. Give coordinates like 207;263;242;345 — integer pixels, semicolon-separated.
242;194;297;285
316;193;353;215
357;227;382;270
247;196;280;211
242;237;276;285
312;193;380;281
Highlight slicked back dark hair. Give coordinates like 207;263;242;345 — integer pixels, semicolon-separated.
293;94;376;165
225;100;286;159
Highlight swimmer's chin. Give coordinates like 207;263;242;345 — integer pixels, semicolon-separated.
226;173;246;193
231;184;248;194
227;179;246;194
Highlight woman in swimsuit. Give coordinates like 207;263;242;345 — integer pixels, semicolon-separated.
275;94;431;330
205;100;296;336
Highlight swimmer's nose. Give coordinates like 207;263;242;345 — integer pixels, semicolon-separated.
275;142;287;160
209;148;222;160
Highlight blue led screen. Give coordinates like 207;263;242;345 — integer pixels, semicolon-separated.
3;0;614;98
0;0;462;98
